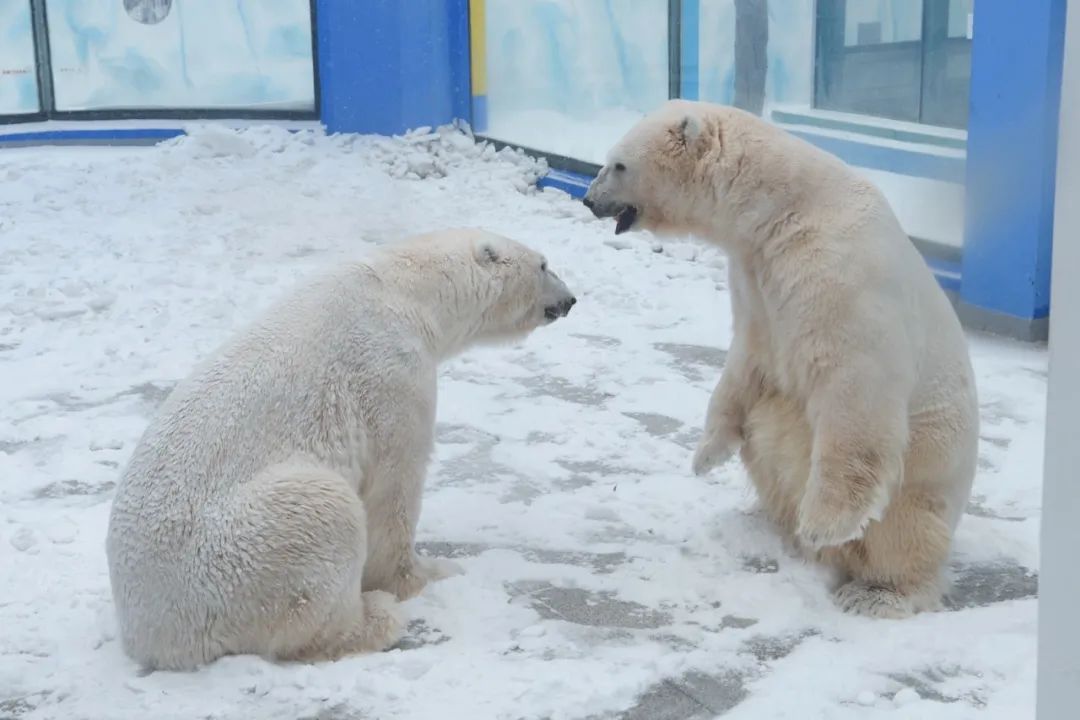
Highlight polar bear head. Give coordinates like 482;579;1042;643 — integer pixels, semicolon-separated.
392;229;576;349
467;230;577;342
583;99;780;244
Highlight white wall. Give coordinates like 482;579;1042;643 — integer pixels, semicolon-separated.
1037;1;1080;716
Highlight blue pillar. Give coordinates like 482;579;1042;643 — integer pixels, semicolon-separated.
315;0;472;136
960;0;1066;340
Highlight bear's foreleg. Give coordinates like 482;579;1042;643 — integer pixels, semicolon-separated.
693;344;765;476
362;455;462;600
796;373;908;551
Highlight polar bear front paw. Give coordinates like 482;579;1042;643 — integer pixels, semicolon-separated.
416;555;464;583
360;590;408;651
833;582;915;619
386;555;464;601
795;491;878;551
796;460;890;551
691;433;736;476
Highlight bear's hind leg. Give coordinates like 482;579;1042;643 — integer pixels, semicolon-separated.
282;589;404;662
824;485;951;619
210;460;404;663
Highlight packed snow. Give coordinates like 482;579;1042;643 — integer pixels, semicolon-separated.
0;124;1046;719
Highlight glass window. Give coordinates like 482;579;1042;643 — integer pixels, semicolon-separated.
45;0;315;112
815;0;973;129
696;0;816;113
480;0;670;165
0;0;40;116
843;0;922;45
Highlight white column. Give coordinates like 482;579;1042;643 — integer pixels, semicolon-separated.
1037;2;1080;718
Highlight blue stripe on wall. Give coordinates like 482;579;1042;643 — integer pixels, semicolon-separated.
787;130;966;183
0;128;185;145
537;168;592;197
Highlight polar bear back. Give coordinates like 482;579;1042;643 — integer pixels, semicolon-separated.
123;270;420;500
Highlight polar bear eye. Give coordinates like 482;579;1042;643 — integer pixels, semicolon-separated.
614;162;627;172
540;261;548;272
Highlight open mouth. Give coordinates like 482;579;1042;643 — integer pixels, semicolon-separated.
614;205;638;235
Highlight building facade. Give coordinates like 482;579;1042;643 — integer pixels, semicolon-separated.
0;0;1066;340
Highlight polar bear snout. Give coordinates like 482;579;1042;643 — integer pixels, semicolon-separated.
583;192;639;236
544;295;577;321
539;264;577;324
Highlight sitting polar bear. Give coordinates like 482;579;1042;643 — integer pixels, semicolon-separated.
106;228;576;669
584;100;978;618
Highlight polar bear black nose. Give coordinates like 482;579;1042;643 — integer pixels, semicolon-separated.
582;197;595;210
544;296;577;321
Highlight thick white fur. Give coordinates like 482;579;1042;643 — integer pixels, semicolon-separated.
106;228;576;669
585;100;978;618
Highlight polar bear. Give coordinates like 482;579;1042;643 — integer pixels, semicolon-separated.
106;228;577;669
584;100;978;618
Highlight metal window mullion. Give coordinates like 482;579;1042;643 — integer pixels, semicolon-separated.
916;0;934;124
29;0;56;115
668;0;682;98
813;0;846;111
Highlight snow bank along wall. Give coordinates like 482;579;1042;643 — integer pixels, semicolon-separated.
0;0;1065;342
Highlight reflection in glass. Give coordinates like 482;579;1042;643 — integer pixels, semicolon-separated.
482;0;669;165
123;0;173;26
46;0;315;112
815;0;971;128
0;0;39;116
843;0;922;46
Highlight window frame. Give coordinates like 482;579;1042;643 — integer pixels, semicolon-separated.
0;0;321;125
813;0;973;130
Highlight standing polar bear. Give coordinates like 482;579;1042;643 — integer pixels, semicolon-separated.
106;228;576;669
584;100;978;618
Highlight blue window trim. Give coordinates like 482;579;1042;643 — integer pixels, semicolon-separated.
0;127;185;146
784;129;965;183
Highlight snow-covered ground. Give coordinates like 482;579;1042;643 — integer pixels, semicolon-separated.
0;126;1045;720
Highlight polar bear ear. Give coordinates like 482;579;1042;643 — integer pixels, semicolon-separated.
671;114;707;150
476;241;501;264
678;115;703;145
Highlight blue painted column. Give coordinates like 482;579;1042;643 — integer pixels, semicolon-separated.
315;0;471;136
960;0;1067;340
